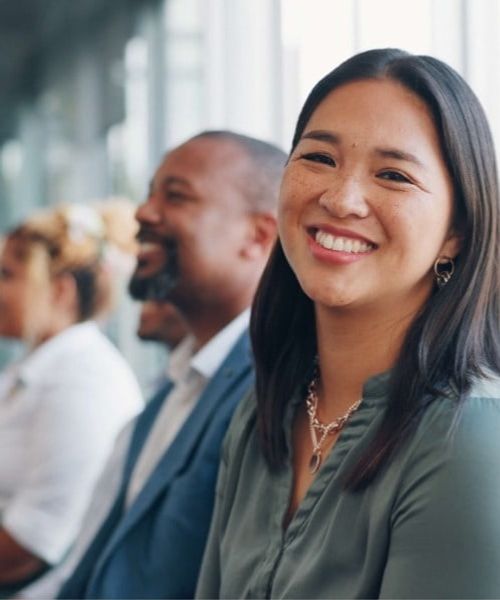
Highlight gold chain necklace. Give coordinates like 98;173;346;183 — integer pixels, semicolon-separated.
305;375;362;474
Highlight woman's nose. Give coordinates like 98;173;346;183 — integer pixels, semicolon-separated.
318;176;370;219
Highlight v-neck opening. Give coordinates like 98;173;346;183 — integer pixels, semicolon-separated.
280;371;390;541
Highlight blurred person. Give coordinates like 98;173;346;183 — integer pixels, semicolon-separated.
19;300;188;600
41;130;287;600
0;201;143;594
196;50;500;599
137;300;188;348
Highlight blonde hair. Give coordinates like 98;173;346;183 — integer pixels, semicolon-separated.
8;198;138;321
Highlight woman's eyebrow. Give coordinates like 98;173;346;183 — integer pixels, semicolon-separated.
374;146;424;167
300;133;426;169
300;130;341;145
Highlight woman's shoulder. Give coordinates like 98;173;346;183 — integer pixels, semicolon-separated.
441;371;500;431
382;373;500;599
402;372;500;481
55;322;136;376
38;322;141;400
221;388;258;461
451;373;500;452
420;371;500;428
227;388;258;438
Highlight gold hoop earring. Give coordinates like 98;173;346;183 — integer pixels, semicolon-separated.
434;256;455;288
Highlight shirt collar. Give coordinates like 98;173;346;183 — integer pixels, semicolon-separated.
167;335;197;385
362;369;391;403
290;367;391;411
167;309;250;384
192;309;250;379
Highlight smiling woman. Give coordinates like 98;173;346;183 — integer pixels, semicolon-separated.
196;48;500;599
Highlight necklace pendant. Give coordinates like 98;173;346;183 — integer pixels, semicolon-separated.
305;369;363;477
309;451;321;474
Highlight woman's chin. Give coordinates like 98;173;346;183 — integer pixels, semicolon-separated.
304;286;359;310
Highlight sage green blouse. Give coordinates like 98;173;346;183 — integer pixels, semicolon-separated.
196;372;500;599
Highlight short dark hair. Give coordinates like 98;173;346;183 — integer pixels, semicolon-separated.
191;130;287;212
251;48;500;488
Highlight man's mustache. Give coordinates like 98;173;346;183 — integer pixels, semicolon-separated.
136;227;165;245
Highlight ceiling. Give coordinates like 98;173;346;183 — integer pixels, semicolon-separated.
0;0;146;141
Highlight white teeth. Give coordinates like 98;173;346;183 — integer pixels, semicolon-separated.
315;231;373;254
332;237;344;251
320;234;331;249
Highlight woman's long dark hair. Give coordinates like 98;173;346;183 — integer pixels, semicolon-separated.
251;48;500;489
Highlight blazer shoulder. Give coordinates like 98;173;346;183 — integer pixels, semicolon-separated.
219;330;252;371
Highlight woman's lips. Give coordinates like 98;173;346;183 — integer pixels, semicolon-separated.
306;226;377;264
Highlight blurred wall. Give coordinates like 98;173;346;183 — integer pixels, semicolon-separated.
1;0;499;383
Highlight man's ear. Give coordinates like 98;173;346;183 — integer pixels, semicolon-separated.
241;213;277;260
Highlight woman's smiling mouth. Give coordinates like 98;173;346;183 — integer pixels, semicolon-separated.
314;229;375;253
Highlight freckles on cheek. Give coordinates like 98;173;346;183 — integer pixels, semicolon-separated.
280;166;309;194
280;178;311;210
278;180;296;213
384;199;418;231
279;169;316;227
278;195;302;234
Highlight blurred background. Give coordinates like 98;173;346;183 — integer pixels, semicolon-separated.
1;0;499;382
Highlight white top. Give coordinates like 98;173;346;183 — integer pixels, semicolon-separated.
20;309;249;599
0;321;143;565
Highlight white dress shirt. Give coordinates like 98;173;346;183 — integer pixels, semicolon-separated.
0;321;143;565
20;309;249;598
126;308;250;506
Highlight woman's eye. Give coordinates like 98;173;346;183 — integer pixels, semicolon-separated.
301;153;336;167
378;170;412;184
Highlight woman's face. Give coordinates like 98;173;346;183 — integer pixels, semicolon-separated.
278;78;460;316
0;238;51;341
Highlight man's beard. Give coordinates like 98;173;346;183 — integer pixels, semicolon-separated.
128;239;180;301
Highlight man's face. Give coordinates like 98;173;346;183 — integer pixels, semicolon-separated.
130;137;253;314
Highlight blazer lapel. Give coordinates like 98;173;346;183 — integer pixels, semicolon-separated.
122;378;174;484
58;378;174;599
93;332;251;569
